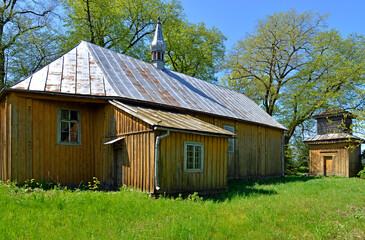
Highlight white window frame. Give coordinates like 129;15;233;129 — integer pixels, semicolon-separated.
184;141;204;172
224;125;235;153
57;108;81;145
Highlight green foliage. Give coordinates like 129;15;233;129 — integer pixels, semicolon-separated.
0;177;364;239
87;177;100;190
164;20;226;82
23;179;60;190
61;0;226;81
0;0;61;87
358;165;365;179
223;9;365;170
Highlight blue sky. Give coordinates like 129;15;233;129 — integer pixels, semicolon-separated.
179;0;365;49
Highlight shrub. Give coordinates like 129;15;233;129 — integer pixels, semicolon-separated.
358;165;365;179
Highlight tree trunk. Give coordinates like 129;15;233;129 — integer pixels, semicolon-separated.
0;49;5;88
0;22;4;88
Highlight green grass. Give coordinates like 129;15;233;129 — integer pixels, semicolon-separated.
0;177;364;239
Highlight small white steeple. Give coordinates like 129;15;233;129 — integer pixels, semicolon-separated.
150;17;166;70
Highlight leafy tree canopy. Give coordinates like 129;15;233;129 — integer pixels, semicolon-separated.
61;0;226;82
222;10;365;147
0;0;60;87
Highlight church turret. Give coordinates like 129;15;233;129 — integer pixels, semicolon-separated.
150;17;166;70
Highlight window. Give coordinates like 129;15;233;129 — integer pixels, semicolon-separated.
184;141;204;172
58;108;81;145
224;125;235;152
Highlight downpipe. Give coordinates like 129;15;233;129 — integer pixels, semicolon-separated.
154;129;170;191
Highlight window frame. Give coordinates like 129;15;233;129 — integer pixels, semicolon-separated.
224;124;235;153
184;141;204;173
57;108;81;145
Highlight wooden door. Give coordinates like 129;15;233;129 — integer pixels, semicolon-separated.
324;156;333;176
113;147;123;187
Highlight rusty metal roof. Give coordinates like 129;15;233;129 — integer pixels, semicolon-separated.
110;100;235;136
11;41;286;130
304;133;362;144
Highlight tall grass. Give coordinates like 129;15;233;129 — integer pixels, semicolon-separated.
0;176;364;239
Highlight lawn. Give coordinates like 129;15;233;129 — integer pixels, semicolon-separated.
0;176;364;239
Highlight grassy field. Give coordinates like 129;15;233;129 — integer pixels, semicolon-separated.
0;176;364;240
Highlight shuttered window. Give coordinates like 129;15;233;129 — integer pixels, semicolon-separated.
184;141;204;172
57;108;81;145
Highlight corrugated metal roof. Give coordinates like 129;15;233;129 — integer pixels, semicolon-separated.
110;100;234;137
11;41;286;130
304;133;362;144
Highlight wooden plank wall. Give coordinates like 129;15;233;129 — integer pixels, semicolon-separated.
8;92;106;185
0;96;11;181
348;145;361;177
194;114;283;179
309;143;352;177
159;131;227;193
104;105;155;193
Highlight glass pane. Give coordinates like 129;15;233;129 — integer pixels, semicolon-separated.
70;123;79;142
61;110;69;120
187;145;194;152
61;121;69;132
61;132;69;142
195;146;202;169
187;155;194;169
70;131;78;142
224;125;234;133
70;110;78;121
186;144;194;169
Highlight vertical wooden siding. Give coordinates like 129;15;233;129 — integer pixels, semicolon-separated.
159;131;228;193
0;96;11;181
104;105;155;193
8;93;106;184
348;145;361;177
309;143;361;177
194;114;283;179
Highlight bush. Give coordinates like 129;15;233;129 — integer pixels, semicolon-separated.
358;165;365;179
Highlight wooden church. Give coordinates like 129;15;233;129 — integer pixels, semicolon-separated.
304;110;362;177
0;20;286;194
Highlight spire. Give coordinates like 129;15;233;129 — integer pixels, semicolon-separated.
150;17;166;70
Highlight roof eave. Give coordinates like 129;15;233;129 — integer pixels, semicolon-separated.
3;88;287;131
153;126;235;138
304;138;363;144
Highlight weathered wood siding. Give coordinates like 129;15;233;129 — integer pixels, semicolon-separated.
309;143;361;177
0;96;11;181
348;145;362;177
194;114;283;179
159;131;228;193
104;105;155;193
7;92;106;185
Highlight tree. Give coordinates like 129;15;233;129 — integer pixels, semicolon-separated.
164;20;226;82
61;0;226;81
223;10;365;167
0;0;59;88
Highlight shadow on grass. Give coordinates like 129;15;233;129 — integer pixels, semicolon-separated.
205;176;318;202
